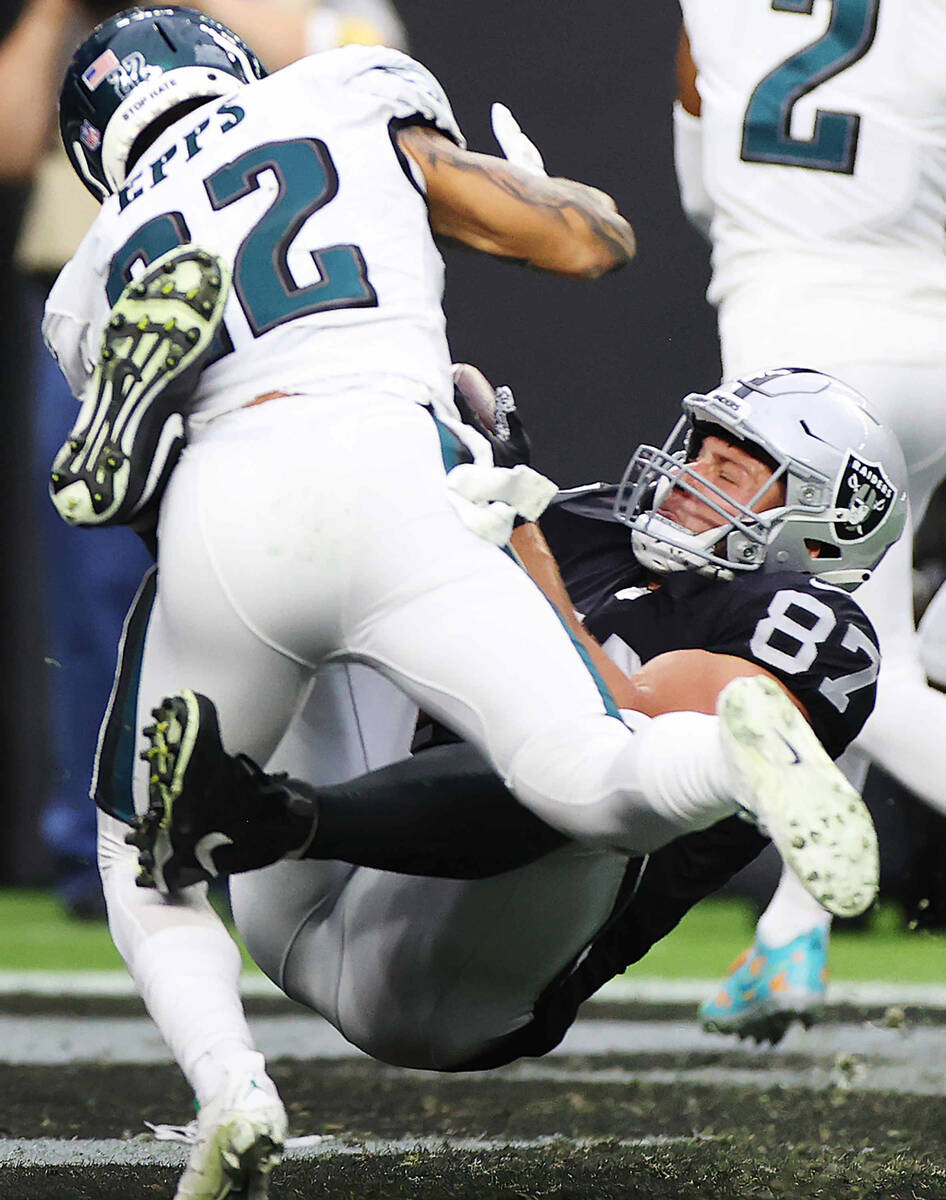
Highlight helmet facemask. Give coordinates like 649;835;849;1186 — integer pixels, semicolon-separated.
615;417;795;581
614;369;908;592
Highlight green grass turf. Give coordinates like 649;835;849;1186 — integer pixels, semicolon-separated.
639;894;946;983
2;889;124;971
1;887;944;982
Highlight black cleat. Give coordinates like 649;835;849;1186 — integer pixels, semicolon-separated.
50;245;229;530
128;690;308;894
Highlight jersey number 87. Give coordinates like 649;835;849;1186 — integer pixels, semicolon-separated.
749;588;879;714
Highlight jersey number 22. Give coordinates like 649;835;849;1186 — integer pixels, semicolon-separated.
107;138;378;356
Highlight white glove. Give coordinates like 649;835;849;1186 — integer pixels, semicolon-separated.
446;462;558;546
490;102;547;177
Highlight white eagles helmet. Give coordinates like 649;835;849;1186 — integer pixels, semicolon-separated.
614;368;908;592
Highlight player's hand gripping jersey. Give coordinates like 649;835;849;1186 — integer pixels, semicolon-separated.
44;47;464;424
544;487;879;761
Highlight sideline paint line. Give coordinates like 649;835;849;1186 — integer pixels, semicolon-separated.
3;1014;945;1066
2;971;945;1007
0;1132;719;1167
0;970;283;999
599;977;946;1007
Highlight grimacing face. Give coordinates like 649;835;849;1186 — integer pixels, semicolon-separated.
658;434;785;535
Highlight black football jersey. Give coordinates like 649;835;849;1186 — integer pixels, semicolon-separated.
541;485;880;760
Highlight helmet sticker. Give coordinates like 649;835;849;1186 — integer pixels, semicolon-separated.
79;120;101;151
81;48;121;91
705;392;751;421
111;51;160;97
834;454;896;542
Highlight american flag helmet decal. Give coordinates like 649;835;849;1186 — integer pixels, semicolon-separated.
81;48;120;91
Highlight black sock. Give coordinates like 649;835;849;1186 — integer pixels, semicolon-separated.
285;742;568;878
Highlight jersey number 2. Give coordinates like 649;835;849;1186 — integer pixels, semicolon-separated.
107;138;377;351
741;0;881;174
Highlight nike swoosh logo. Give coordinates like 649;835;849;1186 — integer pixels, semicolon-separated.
777;732;802;765
194;832;235;877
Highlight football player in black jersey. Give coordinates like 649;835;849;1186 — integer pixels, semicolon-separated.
131;365;907;1063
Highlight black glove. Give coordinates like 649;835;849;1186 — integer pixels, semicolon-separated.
451;364;532;469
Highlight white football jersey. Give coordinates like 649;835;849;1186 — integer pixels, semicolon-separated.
679;0;946;371
44;47;464;422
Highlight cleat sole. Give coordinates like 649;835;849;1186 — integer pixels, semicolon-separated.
131;690;207;893
49;245;230;529
719;676;879;918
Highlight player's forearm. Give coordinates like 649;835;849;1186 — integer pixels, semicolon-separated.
435;158;636;278
676;25;701;117
628;650;810;719
510;522;640;705
399;127;636;279
0;0;73;179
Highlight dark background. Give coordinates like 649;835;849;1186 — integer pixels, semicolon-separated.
393;0;719;486
0;0;37;882
0;1;721;881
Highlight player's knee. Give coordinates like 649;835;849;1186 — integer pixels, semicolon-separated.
505;712;647;842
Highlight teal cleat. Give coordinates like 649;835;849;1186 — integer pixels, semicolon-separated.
699;926;828;1045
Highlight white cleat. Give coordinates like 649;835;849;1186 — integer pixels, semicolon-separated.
717;675;879;918
175;1055;287;1200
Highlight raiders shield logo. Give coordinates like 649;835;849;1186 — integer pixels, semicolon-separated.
834;454;896;543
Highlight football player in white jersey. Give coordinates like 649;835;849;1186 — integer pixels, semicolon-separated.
124;366;907;1070
47;8;889;1196
674;0;946;1042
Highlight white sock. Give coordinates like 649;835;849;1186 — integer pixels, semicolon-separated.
134;925;258;1106
756;862;832;948
507;710;737;854
191;1047;269;1107
98;812;262;1106
623;710;737;835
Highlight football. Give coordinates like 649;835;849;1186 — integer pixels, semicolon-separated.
452;362;498;434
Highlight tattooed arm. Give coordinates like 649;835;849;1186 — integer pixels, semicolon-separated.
396;125;636;279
